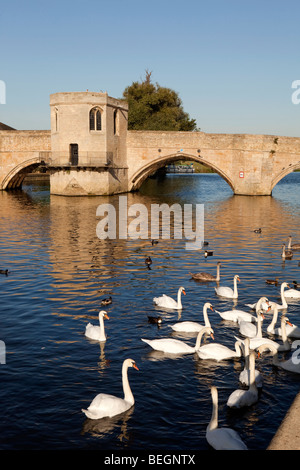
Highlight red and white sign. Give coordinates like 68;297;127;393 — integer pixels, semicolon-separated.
239;171;244;178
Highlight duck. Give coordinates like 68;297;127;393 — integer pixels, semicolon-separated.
267;304;300;338
204;250;213;258
215;274;240;299
197;338;243;362
292;281;300;289
169;302;213;333
265;277;279;286
206;386;248;450
101;296;112;306
287;235;300;251
227;351;258;409
254;228;262;233
85;310;109;342
141;326;214;355
153;286;186;310
282;243;293;260
189;262;221;282
151;239;158;245
0;269;9;275
145;256;152;268
257;342;300;375
239;337;263;388
246;282;289;311
216;296;268;324
81;358;139;419
148;316;162;325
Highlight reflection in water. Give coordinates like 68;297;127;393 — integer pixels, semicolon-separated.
0;174;299;450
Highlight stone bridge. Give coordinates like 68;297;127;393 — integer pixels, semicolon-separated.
1;91;300;196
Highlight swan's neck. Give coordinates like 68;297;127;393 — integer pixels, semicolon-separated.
235;341;242;356
177;289;182;308
268;307;278;332
203;305;211;327
280;285;288;308
256;315;263;338
280;319;289;347
288;237;292;249
122;363;134;404
195;329;208;350
99;314;106;341
207;389;218;432
233;278;238;298
249;352;257;393
216;264;220;282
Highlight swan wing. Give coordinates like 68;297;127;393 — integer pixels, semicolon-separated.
170;321;203;332
284;289;300;298
197;343;236;361
206;428;248;450
85;324;105;341
153;294;177;308
238;321;257;338
141;338;193;354
215;286;234;298
82;393;131;419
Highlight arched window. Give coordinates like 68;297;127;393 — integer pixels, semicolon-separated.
89;107;102;131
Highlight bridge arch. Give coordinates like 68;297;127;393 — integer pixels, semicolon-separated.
1;157;44;190
271;162;300;192
129;152;235;192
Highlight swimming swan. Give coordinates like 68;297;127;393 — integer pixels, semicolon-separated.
206;386;248;450
239;337;263;388
227;351;258;408
190;262;221;282
170;302;213;333
238;305;269;338
282;243;293;259
215;275;240;299
257;342;300;375
235;314;291;352
246;282;289;311
267;304;300;338
141;326;214;355
216;296;268;324
81;358;139;419
153;286;186;309
197;339;243;361
85;310;109;341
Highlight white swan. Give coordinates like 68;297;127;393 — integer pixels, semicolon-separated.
235;314;291;352
141;326;214;355
283;286;300;299
169;302;213;333
82;358;139;419
197;339;243;361
215;274;240;299
239;337;263;388
206;386;248;450
153;286;186;309
85;310;109;341
246;282;289;311
227;351;258;408
287;235;300;251
190;262;221;281
267;304;300;338
216;296;268;324
257;342;300;375
238;310;266;339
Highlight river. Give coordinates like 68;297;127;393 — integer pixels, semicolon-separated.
0;172;299;450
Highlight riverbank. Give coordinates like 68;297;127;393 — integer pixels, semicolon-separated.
267;391;300;450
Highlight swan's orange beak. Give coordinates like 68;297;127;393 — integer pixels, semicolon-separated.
287;321;293;327
210;305;214;311
133;363;139;371
104;314;109;320
210;333;214;340
183;290;186;295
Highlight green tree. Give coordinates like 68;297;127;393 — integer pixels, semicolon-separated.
123;71;197;131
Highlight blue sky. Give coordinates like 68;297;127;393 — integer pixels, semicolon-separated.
1;0;300;136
